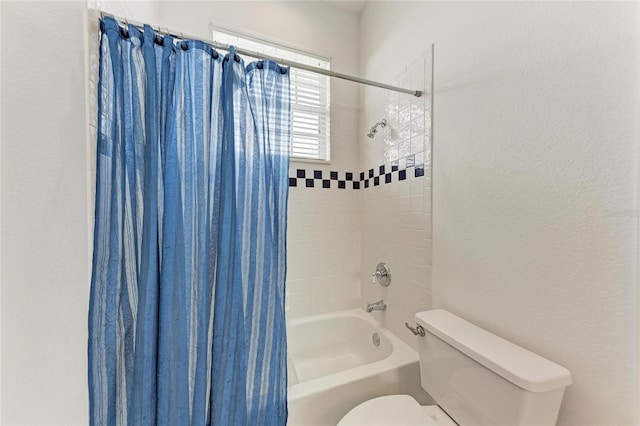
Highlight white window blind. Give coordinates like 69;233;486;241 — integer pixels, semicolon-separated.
212;27;331;161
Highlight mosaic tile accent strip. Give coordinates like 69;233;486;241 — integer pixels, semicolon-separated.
289;157;425;189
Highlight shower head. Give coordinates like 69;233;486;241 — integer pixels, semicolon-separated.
367;119;387;139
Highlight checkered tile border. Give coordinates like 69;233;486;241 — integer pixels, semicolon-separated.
289;154;425;189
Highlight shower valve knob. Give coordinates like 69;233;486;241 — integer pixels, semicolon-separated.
371;262;391;287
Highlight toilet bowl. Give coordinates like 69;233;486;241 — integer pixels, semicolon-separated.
337;310;572;426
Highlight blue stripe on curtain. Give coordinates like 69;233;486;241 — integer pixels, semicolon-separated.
89;18;290;426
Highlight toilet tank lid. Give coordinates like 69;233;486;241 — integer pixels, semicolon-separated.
415;310;572;393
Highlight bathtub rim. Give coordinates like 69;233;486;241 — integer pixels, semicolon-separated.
287;308;419;401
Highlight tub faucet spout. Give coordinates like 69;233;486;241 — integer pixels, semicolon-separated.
366;300;386;312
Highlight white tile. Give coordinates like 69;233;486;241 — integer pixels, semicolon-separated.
410;194;423;212
398;140;410;159
410;179;423;197
423;192;432;214
396;196;411;212
397;179;411;196
410;98;425;122
411;135;425;156
386;145;398;162
398;111;411;133
424;238;432;265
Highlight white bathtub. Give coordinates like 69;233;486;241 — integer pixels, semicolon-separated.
286;309;428;426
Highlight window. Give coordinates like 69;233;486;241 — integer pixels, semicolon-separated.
212;27;331;161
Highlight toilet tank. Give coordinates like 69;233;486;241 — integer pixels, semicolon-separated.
415;310;572;426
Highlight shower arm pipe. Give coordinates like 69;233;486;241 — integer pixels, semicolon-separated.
98;12;423;98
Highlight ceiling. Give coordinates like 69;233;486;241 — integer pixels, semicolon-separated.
321;0;369;16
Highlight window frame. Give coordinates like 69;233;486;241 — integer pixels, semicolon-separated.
211;25;331;163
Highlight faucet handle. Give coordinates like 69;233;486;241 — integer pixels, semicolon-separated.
405;322;426;337
371;263;391;287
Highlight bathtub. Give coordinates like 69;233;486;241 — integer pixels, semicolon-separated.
286;309;428;426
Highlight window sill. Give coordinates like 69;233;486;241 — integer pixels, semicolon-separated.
290;157;331;165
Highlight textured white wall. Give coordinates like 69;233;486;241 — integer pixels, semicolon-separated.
361;2;639;425
1;2;90;424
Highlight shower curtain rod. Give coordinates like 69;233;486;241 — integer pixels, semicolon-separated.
99;12;423;98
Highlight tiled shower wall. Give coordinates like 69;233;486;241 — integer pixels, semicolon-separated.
286;105;362;320
286;49;433;349
359;49;433;350
286;93;429;320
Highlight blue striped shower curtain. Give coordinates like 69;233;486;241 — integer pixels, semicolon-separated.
88;17;290;425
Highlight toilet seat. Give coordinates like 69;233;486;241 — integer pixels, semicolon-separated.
337;395;437;426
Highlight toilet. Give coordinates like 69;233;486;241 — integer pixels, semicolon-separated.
338;309;572;426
